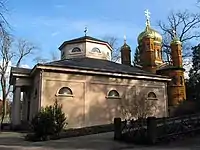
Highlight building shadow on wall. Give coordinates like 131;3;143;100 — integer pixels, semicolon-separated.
86;76;167;126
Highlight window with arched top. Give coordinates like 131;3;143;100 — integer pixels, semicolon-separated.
57;87;73;97
180;76;183;85
107;90;120;99
172;76;178;85
157;50;160;58
155;50;158;58
147;92;157;100
71;47;81;53
91;47;101;53
34;89;37;99
61;51;65;59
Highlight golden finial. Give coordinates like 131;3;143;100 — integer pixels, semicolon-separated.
172;30;177;38
171;29;181;45
124;35;127;44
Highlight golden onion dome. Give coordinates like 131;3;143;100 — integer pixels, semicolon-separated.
137;24;162;45
170;36;181;45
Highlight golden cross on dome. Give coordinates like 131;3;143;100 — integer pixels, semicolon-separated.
172;29;176;38
144;9;151;26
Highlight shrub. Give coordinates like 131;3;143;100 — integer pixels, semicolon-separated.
54;100;67;135
173;100;198;117
28;99;67;141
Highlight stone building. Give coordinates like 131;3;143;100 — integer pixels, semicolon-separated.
9;10;186;129
9;35;170;129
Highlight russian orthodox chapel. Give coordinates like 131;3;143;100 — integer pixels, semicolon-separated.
9;10;185;129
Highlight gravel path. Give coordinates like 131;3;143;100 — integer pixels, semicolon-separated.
0;132;199;150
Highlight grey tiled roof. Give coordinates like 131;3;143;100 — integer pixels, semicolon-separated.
11;67;31;74
59;36;110;50
157;65;185;71
43;57;167;78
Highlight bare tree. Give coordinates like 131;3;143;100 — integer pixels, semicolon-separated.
158;10;200;65
33;50;59;64
33;56;49;64
0;33;37;128
50;50;59;61
0;0;10;34
120;94;157;120
103;36;121;62
15;38;38;67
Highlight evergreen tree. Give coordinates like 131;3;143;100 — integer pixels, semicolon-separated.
188;44;200;101
133;46;140;66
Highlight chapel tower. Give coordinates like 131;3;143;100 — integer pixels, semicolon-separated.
167;34;186;106
137;10;163;73
121;36;131;66
156;32;186;110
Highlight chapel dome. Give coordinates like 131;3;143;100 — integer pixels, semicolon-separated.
170;36;182;45
137;24;162;44
121;43;131;50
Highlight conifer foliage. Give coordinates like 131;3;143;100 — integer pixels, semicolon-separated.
29;99;67;141
188;44;200;102
133;46;141;66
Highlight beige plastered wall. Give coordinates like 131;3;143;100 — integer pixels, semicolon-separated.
41;71;168;129
29;71;41;120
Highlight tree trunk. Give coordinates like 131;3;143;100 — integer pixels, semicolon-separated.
0;98;6;130
0;76;7;131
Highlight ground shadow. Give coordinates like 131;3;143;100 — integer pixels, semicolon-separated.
0;132;136;150
1;132;200;149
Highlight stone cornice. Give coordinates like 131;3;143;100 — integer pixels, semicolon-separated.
31;65;171;82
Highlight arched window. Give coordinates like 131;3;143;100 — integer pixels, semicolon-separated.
147;92;157;100
107;52;110;56
34;89;37;99
151;44;153;49
72;47;81;53
157;50;160;58
91;47;101;53
57;87;73;96
180;76;183;85
155;50;158;58
172;76;178;85
107;90;120;98
61;51;65;59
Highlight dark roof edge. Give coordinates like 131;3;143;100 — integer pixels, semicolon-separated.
35;63;171;82
157;66;185;72
10;66;32;74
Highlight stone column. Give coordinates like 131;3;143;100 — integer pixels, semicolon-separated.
11;86;21;127
22;92;28;122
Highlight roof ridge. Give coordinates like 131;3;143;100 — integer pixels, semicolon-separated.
58;36;111;50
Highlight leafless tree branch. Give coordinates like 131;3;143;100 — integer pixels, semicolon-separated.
0;34;37;126
103;35;121;62
158;10;200;66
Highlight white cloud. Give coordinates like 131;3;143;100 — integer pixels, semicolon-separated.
51;31;60;37
21;64;31;69
183;57;192;79
54;4;65;8
25;16;142;42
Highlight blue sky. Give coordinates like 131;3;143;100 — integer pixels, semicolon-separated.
4;0;199;67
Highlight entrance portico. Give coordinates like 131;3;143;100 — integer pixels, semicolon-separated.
9;67;32;128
